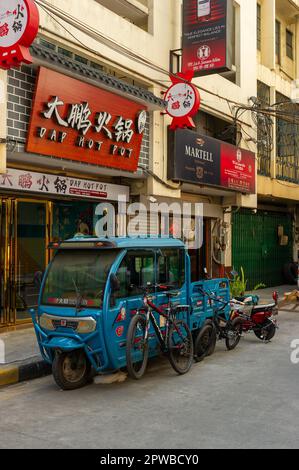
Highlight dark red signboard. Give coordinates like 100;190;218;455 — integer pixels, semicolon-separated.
26;67;148;173
0;0;39;69
182;0;233;77
220;143;256;193
168;128;256;194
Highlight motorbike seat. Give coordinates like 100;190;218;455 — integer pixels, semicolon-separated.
251;303;276;313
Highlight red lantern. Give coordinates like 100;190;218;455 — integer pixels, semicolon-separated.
164;71;200;130
0;0;39;69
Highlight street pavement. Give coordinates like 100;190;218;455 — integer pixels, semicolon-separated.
0;308;299;449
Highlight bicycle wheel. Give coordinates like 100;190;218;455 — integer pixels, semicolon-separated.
225;317;243;351
126;314;149;380
194;324;214;363
168;320;194;375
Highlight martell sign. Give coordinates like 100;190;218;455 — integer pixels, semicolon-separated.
27;67;147;173
0;0;39;69
168;128;256;194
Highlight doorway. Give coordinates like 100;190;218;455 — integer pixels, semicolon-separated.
0;198;50;327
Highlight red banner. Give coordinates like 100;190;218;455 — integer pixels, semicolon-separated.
26;67;147;173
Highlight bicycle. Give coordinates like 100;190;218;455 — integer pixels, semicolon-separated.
126;284;194;380
194;288;244;362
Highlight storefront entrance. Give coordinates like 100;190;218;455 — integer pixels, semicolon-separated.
0;198;50;327
0;196;114;328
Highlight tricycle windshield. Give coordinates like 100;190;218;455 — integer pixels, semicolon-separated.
41;249;119;308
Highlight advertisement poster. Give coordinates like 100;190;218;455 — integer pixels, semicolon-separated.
168;129;256;194
182;0;233;76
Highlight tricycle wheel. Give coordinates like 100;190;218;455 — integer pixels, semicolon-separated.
225;317;243;351
126;314;149;380
206;325;217;356
194;324;214;362
168;320;193;374
254;320;276;341
52;350;91;391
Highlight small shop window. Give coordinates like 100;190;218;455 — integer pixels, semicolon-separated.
157;249;185;289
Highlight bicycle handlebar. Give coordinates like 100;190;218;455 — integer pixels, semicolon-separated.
197;287;245;310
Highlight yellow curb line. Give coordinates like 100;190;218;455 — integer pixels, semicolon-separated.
0;366;19;387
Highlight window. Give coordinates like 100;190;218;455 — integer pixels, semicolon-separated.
39;39;56;51
257;4;261;51
257;81;272;177
114;250;155;299
286;30;294;60
96;0;149;31
42;249;118;308
58;47;73;58
276;92;299;182
275;20;281;64
157;249;185;289
74;55;88;65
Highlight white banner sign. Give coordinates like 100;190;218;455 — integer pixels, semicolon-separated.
0;168;129;202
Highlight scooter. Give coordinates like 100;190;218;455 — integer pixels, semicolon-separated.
231;292;279;342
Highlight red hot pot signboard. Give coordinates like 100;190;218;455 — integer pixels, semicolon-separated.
164;71;200;130
26;67;148;172
168;129;256;194
0;0;39;69
182;0;234;76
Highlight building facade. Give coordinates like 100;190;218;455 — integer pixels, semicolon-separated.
0;0;297;328
233;0;299;288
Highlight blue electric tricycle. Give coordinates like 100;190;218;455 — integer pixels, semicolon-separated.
32;236;232;390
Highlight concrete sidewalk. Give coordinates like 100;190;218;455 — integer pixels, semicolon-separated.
0;327;50;387
0;283;297;387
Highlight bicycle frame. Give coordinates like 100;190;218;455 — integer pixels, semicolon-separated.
142;298;171;354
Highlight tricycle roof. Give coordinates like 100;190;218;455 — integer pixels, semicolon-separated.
52;236;186;250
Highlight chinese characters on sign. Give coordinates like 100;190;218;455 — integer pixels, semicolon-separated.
165;71;200;130
0;168;130;201
26;68;147;173
0;0;39;69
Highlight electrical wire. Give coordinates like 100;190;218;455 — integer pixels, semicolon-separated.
35;0;299;167
35;0;251;120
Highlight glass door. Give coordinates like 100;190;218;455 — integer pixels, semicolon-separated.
15;201;48;322
0;199;7;326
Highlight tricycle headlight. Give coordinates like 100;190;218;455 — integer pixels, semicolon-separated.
77;319;97;334
39;314;55;331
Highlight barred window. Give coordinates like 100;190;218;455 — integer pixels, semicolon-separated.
275;20;281;64
257;4;261;51
286;30;294;60
276;92;299;182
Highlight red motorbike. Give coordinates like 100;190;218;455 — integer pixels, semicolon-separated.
231;292;279;341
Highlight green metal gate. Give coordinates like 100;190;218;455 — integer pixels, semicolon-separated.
232;209;293;289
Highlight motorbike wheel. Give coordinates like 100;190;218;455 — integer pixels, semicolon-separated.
254;320;276;341
126;314;149;380
168;320;194;374
194;324;215;362
225;317;243;351
52;350;91;391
